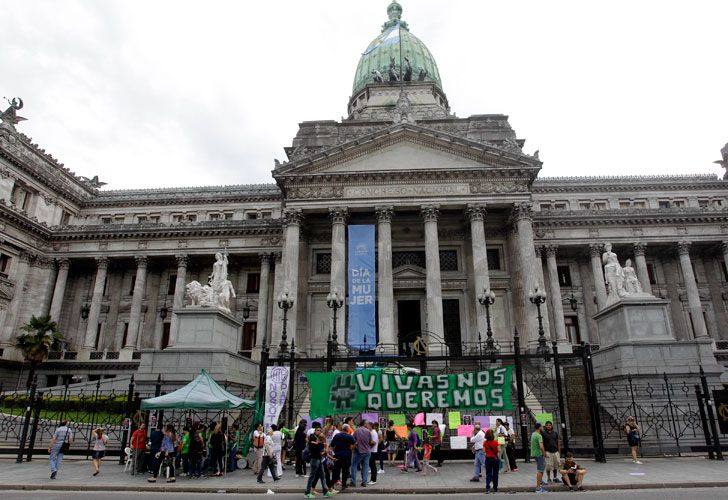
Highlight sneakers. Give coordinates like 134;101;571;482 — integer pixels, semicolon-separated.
324;492;335;497
378;469;385;474
305;494;316;499
635;461;643;464
147;478;156;483
369;480;376;485
50;471;57;479
257;479;265;484
535;487;547;493
470;477;480;482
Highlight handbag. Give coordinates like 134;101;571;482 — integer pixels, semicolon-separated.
60;428;71;453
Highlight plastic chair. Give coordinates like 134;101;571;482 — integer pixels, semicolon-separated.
123;447;132;473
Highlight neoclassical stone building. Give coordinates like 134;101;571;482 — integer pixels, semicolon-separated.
1;1;727;388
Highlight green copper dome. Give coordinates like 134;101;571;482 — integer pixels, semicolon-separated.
352;1;443;95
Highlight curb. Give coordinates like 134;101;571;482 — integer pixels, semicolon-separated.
3;481;728;494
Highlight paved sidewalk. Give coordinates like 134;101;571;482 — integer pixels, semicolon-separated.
0;455;727;494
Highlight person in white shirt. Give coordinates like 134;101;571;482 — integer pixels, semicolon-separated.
368;422;380;484
505;421;518;471
470;424;486;482
252;424;265;475
257;430;280;483
495;418;511;472
269;424;284;478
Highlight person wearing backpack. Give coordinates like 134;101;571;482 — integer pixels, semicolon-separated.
305;427;334;498
48;420;73;479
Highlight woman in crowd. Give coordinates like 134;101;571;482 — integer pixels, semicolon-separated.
386;420;398;466
430;419;442;467
483;428;500;493
305;426;334;498
625;416;642;464
294;419;309;477
252;423;265;475
90;427;108;476
209;423;226;476
148;424;176;483
227;424;240;472
188;423;205;479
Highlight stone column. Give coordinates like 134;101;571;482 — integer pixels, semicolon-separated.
421;206;444;338
512;203;540;343
633;242;653;295
376;206;396;349
0;251;33;346
256;253;272;348
170;254;188;344
49;258;70;322
329;207;348;340
544;245;568;343
721;242;728;282
466;204;491;340
270;252;283;348
124;256;148;351
37;257;57;317
677;241;708;338
589;243;608;309
281;209;304;352
82;257;109;353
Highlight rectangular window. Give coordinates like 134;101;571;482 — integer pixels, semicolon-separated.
557;265;572;287
167;275;177;295
101;217;112;224
316;253;332;274
554;203;567;210
672;200;686;208
658;200;670;209
161;323;171;350
129;275;136;295
592;202;607;210
114;216;125;224
0;253;10;274
137;215;147;223
186;214;197;222
246;212;258;220
618;201;631;209
698;199;710;208
121;323;129;348
564;316;581;344
439;250;458;271
646;263;657;285
149;215;160;223
60;210;71;225
539;203;552;211
261;212;272;219
578;202;591;210
632;201;646;208
246;272;261;293
240;322;257;357
209;213;220;221
224;212;233;220
172;214;183;222
486;248;501;271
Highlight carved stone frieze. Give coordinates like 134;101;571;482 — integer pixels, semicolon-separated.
469;180;529;194
260;235;282;246
288;185;343;199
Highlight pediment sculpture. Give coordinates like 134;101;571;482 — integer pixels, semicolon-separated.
185;251;236;314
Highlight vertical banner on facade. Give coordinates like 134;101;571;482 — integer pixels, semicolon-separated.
263;366;290;429
348;224;376;349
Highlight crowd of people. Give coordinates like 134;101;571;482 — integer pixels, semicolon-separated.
45;413;645;493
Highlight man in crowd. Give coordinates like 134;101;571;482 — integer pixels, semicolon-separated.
350;420;374;487
542;421;560;483
469;423;486;482
130;423;147;474
531;423;546;493
330;423;356;491
559;452;587;491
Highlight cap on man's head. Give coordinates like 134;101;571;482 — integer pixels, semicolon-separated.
534;422;542;429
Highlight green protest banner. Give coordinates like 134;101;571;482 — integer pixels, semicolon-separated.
305;366;513;418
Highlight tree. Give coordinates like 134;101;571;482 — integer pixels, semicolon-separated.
15;314;63;389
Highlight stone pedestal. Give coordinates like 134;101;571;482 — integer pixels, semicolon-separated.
136;308;259;390
594;296;674;346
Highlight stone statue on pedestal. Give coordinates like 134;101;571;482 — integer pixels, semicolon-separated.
602;242;652;304
184;251;236;314
623;259;643;294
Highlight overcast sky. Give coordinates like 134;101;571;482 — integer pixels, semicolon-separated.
2;0;727;190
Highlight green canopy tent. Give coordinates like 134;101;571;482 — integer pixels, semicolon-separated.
140;369;255;476
141;369;255;411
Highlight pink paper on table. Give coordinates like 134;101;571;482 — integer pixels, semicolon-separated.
474;416;489;428
457;424;474;437
361;412;378;425
414;412;425;426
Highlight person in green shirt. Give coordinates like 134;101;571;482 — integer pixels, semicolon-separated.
227;424;241;472
531;423;546;493
180;428;190;476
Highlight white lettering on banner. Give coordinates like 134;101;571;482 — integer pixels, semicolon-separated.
263;366;290;429
344;184;470;199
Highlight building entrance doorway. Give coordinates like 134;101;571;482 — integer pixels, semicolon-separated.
442;298;462;356
397;299;421;356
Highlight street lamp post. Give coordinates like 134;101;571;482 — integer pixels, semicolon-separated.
326;289;344;351
528;284;549;355
277;290;294;353
477;287;498;357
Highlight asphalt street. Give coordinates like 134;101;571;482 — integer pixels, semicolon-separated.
4;488;728;500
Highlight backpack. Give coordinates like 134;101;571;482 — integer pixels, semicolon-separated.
253;433;264;449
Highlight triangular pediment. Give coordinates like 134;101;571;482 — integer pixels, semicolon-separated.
274;123;539;179
392;264;427;279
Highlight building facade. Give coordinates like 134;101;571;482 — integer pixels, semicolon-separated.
1;1;727;388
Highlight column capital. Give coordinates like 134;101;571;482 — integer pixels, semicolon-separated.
633;242;647;257
175;254;188;269
465;204;486;223
588;243;603;258
375;206;394;224
272;251;282;263
721;241;728;255
56;258;70;270
283;208;304;227
421;205;440;222
328;207;349;225
134;255;148;268
95;256;109;270
35;256;54;269
677;240;692;256
511;202;534;223
259;252;272;264
534;245;544;258
18;251;35;264
544;244;558;259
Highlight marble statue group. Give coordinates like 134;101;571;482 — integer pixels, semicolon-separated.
602;242;650;305
185;252;236;314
